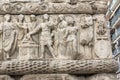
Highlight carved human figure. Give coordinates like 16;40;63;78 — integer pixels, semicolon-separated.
65;19;78;59
26;15;39;43
2;14;17;60
16;14;27;44
26;14;56;58
27;15;38;32
79;15;93;59
22;15;38;43
53;15;67;59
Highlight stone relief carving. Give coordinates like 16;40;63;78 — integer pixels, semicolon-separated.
0;73;116;80
0;59;117;75
79;15;93;59
65;18;78;59
93;15;112;59
86;73;117;80
18;15;39;60
0;75;14;80
20;74;84;80
20;73;117;80
2;14;17;60
0;0;109;3
2;3;12;13
24;14;56;59
16;14;27;45
0;0;116;80
53;15;67;59
0;14;113;60
0;1;108;14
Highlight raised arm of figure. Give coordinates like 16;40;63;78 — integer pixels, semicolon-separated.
28;24;41;35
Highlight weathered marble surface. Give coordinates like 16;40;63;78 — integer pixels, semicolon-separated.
0;73;116;80
0;59;117;75
20;73;117;80
0;0;116;80
86;73;117;80
0;75;14;80
0;1;108;14
0;14;112;60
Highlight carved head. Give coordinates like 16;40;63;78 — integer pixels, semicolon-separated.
18;14;24;22
68;18;75;26
30;15;36;22
43;14;49;21
4;14;11;22
58;14;65;21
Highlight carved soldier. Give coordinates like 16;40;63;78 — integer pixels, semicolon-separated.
26;14;56;58
2;14;17;60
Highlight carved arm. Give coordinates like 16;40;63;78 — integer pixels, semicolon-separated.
28;24;41;35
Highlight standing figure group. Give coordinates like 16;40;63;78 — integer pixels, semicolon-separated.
0;14;78;60
25;14;78;59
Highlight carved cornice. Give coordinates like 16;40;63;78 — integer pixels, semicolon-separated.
0;1;108;14
0;59;118;75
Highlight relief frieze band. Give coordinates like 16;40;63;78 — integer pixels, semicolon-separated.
0;59;118;75
0;1;107;14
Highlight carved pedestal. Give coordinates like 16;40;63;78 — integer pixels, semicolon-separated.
18;43;39;60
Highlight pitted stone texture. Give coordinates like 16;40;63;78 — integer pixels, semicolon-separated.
0;75;14;80
20;73;116;80
0;59;118;75
0;1;108;14
86;73;117;80
20;74;85;80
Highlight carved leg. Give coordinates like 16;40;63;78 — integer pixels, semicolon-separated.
4;52;10;60
73;39;77;53
6;52;10;60
54;41;59;57
47;44;56;58
85;46;92;59
40;44;44;59
79;45;85;60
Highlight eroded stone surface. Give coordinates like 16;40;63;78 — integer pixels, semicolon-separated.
0;1;108;14
0;59;117;75
0;0;116;80
20;73;117;80
0;14;112;60
0;75;14;80
86;73;117;80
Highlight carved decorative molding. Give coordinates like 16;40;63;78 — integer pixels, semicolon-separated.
0;1;108;14
0;59;118;75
